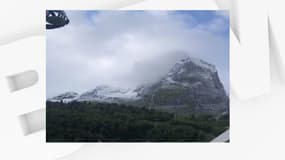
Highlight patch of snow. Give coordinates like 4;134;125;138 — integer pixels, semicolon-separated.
94;86;138;99
177;68;185;74
190;58;217;72
77;85;141;102
165;76;177;84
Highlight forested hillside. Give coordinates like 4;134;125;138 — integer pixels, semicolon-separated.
47;101;229;142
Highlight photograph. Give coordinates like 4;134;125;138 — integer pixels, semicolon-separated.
46;10;229;142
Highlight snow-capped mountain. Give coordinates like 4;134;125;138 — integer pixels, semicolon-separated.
135;57;228;115
48;86;139;103
48;92;79;102
77;85;140;102
48;57;228;115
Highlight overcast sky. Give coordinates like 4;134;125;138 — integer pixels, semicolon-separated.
46;11;229;98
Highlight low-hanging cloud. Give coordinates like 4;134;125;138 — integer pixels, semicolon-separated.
47;11;229;98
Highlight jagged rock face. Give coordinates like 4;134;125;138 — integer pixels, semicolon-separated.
137;57;229;115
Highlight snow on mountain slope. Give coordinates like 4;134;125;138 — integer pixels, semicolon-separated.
77;85;140;102
162;57;218;88
47;92;79;103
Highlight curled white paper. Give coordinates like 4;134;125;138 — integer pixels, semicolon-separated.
6;70;38;92
0;26;44;46
19;108;45;135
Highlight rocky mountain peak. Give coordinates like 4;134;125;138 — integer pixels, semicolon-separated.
136;57;228;115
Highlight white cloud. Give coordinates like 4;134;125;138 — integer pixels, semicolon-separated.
46;11;229;97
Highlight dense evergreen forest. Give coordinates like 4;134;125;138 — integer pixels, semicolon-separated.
47;101;229;142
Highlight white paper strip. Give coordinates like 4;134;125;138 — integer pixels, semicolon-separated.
6;70;38;92
215;0;270;99
268;1;285;83
19;108;45;135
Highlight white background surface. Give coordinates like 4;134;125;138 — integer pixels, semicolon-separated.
0;0;285;160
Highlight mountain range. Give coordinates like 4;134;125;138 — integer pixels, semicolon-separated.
47;57;229;116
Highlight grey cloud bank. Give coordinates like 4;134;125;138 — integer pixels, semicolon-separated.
47;11;229;98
